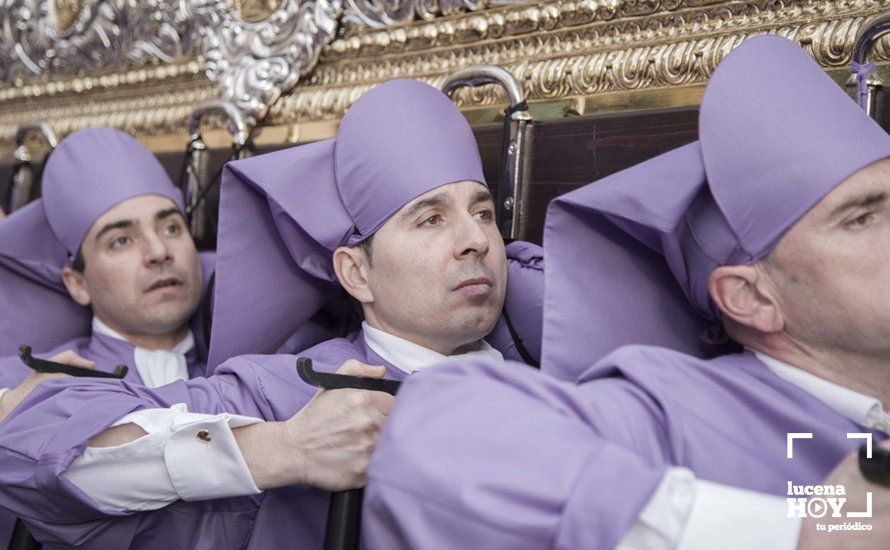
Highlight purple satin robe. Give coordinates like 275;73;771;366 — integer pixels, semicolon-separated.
0;290;543;550
0;329;208;548
363;347;884;548
0;331;207;391
0;331;402;548
0;129;189;358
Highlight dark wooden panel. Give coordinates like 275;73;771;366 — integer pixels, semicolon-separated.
473;106;699;244
528;108;699;243
3;107;699;247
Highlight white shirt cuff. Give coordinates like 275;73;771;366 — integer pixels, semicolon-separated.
64;404;263;512
617;468;696;548
679;479;801;549
617;468;801;549
165;408;262;501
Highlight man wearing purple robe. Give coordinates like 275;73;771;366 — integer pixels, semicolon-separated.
362;36;890;548
0;79;543;548
0;127;214;547
0;128;221;402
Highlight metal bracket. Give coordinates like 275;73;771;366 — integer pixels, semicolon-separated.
849;12;890;117
8;122;58;212
442;65;533;240
183;101;255;247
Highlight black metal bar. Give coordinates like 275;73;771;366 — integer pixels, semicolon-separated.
8;518;41;550
322;488;364;550
18;345;128;379
295;357;400;550
297;357;401;396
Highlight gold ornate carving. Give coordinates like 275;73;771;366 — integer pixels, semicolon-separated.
233;0;283;23
1;0;890;153
48;0;84;31
267;0;890;124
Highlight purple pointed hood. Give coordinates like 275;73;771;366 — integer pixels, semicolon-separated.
208;79;487;368
0;128;186;355
542;35;890;380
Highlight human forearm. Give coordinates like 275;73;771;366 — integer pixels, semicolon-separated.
86;412;295;490
233;420;305;490
89;422;147;447
80;359;391;499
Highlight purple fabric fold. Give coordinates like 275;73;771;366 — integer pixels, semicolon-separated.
0;332;405;548
486;241;544;364
208;79;488;368
0;128;188;358
363;347;885;548
542;35;890;381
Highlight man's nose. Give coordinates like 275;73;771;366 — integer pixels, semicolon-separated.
455;214;490;259
144;231;173;265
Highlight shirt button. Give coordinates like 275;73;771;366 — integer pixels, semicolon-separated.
196;429;212;443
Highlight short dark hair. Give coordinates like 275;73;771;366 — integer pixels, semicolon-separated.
71;247;86;273
360;234;374;265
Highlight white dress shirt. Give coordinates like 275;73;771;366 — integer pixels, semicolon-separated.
66;319;266;511
92;317;193;388
65;326;502;511
618;350;889;549
362;322;503;374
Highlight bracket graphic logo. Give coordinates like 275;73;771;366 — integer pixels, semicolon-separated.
785;432;874;532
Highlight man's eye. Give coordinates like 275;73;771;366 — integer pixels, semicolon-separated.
475;209;494;222
420;214;441;227
110;236;130;249
164;223;181;236
846;212;875;229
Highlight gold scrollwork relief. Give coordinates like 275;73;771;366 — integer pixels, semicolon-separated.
1;0;890;152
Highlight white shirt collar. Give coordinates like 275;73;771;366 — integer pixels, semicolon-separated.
754;350;889;432
362;321;503;374
92;317;194;388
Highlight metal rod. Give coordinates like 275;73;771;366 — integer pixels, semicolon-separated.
8;123;58;212
850;13;890;116
441;65;533;240
295;357;400;550
187;101;252;147
18;345;128;379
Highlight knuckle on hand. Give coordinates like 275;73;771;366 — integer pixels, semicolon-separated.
347;391;370;408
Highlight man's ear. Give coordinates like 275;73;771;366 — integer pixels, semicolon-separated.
332;245;374;304
61;266;92;307
708;264;783;334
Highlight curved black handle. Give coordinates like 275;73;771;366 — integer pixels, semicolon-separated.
296;357;400;396
295;357;400;550
18;345;128;379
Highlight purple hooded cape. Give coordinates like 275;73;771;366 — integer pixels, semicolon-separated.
0;128;218;388
0;127;201;358
0;201;88;357
364;350;886;548
0;129;216;547
362;35;890;547
0;79;541;548
208;79;543;370
542;35;890;381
